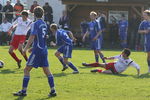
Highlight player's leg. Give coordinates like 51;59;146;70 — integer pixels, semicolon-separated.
94;50;99;63
147;52;150;73
42;67;56;97
63;58;79;74
82;63;105;67
8;45;22;68
55;48;68;71
13;66;33;96
102;70;113;74
98;50;106;63
18;43;28;61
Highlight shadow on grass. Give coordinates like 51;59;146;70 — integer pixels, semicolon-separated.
37;96;56;100
14;96;25;100
53;72;72;77
138;73;150;79
0;69;15;74
78;66;95;69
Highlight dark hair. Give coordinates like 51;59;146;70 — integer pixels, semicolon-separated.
50;23;58;30
21;11;28;17
33;6;44;18
123;48;131;57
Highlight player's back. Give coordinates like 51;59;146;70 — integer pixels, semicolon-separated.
56;29;72;46
31;19;48;53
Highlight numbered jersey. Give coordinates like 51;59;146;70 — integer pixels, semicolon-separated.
31;19;47;53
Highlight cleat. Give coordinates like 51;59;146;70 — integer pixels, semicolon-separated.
48;92;57;97
62;66;68;71
72;71;79;74
82;62;88;66
13;91;27;96
91;69;99;73
17;60;22;69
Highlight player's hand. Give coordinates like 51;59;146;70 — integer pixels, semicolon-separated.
73;38;77;42
92;37;97;41
50;41;56;47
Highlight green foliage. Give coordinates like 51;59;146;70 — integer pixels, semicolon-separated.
0;46;150;100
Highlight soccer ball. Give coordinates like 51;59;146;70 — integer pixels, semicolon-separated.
0;60;4;68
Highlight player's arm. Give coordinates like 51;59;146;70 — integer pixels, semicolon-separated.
93;22;102;41
22;35;35;55
8;18;18;35
68;31;77;42
82;31;89;42
130;61;140;76
138;21;148;34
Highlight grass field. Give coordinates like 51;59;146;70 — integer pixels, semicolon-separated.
0;46;150;100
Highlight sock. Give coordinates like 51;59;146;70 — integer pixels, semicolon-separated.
9;52;20;62
95;55;99;63
58;57;67;68
48;74;55;93
99;53;106;63
68;62;78;71
97;69;103;73
87;62;99;67
22;76;30;91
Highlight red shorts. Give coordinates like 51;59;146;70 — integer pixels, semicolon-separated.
105;63;118;74
10;35;26;50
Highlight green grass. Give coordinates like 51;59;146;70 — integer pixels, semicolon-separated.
0;46;150;100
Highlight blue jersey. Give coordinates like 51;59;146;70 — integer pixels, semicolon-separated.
118;20;128;33
88;20;101;40
31;19;48;53
56;29;72;46
27;19;49;68
139;20;150;46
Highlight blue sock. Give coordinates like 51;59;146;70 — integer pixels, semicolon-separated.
68;62;78;71
99;54;106;63
22;76;30;91
95;55;99;62
48;74;55;93
58;57;67;67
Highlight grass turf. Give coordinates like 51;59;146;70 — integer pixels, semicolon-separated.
0;46;150;100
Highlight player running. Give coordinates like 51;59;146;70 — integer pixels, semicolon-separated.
50;24;79;73
82;48;140;76
13;6;56;97
8;10;32;68
82;11;105;63
138;10;150;73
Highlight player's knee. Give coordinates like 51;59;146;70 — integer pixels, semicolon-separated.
8;49;13;54
24;67;30;74
64;60;68;64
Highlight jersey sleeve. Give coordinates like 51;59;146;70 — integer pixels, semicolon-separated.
130;61;140;70
139;21;145;30
30;22;37;35
61;32;72;45
11;18;19;27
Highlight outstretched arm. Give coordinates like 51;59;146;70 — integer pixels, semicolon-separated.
130;61;140;76
104;55;120;60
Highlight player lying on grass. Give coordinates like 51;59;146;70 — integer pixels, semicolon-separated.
82;48;140;76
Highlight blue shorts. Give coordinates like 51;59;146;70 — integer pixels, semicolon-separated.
119;32;127;41
27;50;49;68
90;38;101;50
145;44;150;52
57;45;72;58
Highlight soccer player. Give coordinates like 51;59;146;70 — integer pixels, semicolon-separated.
118;14;128;48
82;48;140;76
82;11;105;63
138;10;150;73
13;6;56;97
8;10;32;68
50;24;79;73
